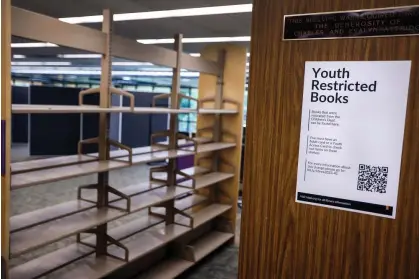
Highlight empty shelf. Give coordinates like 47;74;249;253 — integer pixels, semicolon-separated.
10;185;188;256
49;224;191;279
9;243;94;279
152;166;210;181
183;142;236;153
12;104;120;114
111;186;191;212
178;172;234;189
11;181;166;233
176;194;208;211
138;231;233;278
111;224;191;261
117;149;194;164
10;215;163;279
108;180;166;200
159;137;212;147
10;200;96;233
12;104;197;114
11;145;167;175
11;154;97;174
138;258;194;279
189;231;234;261
177;203;232;228
178;166;210;176
198;108;238;114
11;160;130;190
10;207;126;257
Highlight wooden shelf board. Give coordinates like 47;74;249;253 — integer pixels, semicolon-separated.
10;215;163;279
191;231;234;261
198;108;238;114
9;243;94;279
183;142;236;153
176;194;208;211
177;203;232;228
178;172;234;190
108;180;166;200
117;149;194;164
179;166;210;176
138;258;194;279
10;185;188;256
12;104;115;114
11;154;97;174
138;231;233;278
49;224;190;279
152;194;208;215
11;181;165;233
159;137;212;147
11;145;166;175
111;186;191;213
152;166;210;181
12;104;197;114
10;207;125;257
11;160;129;190
10;200;96;233
52;255;125;279
110;224;190;261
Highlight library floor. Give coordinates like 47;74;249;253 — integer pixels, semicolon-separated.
10;144;240;279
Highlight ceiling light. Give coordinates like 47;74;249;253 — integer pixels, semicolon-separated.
11;61;72;66
246;62;250;67
13;54;26;59
11;42;58;48
60;4;252;24
247;53;250;57
112;62;153;66
190;53;201;57
138;36;251;44
11;68;199;77
58;54;102;58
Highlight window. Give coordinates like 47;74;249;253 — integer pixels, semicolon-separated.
178;87;197;134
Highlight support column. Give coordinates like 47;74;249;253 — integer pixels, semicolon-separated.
166;34;182;225
96;9;112;257
1;0;12;275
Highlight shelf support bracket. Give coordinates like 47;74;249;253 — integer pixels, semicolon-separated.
78;184;131;211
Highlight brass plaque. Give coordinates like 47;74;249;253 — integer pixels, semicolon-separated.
283;6;419;40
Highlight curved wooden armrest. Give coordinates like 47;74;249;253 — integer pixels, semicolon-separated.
152;93;171;107
178;93;198;104
79;88;101;106
110;87;135;111
79;87;134;111
78;137;99;155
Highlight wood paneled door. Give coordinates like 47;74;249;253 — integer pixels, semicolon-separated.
239;0;419;278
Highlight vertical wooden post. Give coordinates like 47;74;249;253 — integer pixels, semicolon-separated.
1;0;12;275
197;44;247;235
166;34;182;225
96;9;112;256
211;51;226;173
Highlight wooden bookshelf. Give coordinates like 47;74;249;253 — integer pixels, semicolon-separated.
3;4;246;279
10;215;163;279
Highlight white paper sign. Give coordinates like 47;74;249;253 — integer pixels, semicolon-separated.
296;61;411;219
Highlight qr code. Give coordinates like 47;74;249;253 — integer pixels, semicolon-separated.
357;164;388;193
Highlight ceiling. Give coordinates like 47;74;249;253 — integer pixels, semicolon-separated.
10;0;252;87
11;0;252;54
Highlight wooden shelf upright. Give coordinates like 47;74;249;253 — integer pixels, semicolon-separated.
1;2;247;279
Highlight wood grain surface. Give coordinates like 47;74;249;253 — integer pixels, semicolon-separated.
239;1;419;279
2;0;12;268
197;44;247;235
